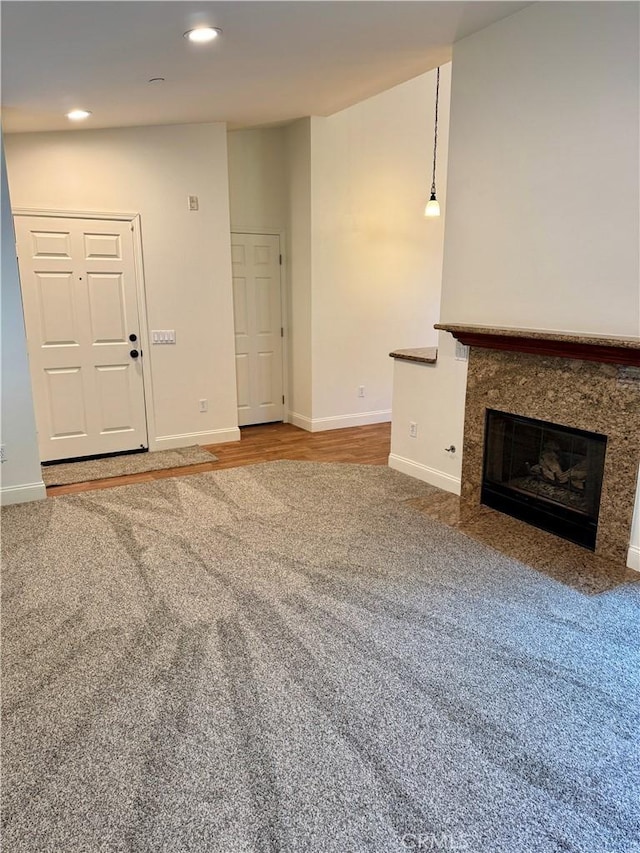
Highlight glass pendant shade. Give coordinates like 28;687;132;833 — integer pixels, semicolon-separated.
424;195;441;217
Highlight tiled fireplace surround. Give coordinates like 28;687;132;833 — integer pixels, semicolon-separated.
436;325;640;568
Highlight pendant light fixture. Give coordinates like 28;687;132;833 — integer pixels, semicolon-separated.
425;66;441;217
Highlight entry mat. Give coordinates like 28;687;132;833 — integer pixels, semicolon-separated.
42;445;219;487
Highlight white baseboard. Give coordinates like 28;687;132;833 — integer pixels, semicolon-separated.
288;409;392;433
311;409;392;432
388;453;461;495
627;544;640;573
287;411;314;432
151;427;240;451
1;480;47;506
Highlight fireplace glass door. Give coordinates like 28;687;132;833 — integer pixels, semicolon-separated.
481;409;607;549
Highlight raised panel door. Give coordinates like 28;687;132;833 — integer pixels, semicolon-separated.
15;215;148;461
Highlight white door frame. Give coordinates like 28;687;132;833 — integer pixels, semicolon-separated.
231;228;290;423
13;208;157;453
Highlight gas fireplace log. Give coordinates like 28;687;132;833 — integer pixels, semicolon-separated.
527;441;588;491
528;441;564;483
556;460;588;490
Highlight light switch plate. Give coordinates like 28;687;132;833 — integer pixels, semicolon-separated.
152;330;176;344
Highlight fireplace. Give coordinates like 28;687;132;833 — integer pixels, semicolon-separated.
481;410;607;549
432;323;639;566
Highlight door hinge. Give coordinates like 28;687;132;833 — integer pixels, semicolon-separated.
280;327;284;338
279;254;282;265
282;395;285;404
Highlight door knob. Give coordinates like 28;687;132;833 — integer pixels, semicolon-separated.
129;333;138;342
130;349;140;359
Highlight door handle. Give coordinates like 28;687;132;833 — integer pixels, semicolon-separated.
130;349;140;359
129;333;138;342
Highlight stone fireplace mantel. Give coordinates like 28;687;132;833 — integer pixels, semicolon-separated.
435;323;640;367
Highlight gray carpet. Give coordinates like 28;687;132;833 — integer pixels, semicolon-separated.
2;461;639;853
41;445;218;486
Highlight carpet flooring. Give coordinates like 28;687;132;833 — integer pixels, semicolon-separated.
41;445;218;487
2;462;639;853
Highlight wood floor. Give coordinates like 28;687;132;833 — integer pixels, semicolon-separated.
46;422;391;497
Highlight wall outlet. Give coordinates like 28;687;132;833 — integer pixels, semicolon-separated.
409;422;418;438
199;399;208;413
188;195;199;211
358;385;365;398
0;445;6;463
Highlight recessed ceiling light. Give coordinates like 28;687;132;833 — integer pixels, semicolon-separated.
66;109;92;121
184;27;221;43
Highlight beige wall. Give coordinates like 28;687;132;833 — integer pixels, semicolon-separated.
0;140;45;504
309;67;450;428
227;127;288;234
5;123;239;449
227;70;449;432
226;70;450;432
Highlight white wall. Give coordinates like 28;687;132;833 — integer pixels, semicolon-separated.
440;1;640;335
284;119;313;425
308;66;450;430
5;123;239;449
390;2;640;567
389;334;467;492
0;140;46;504
227;127;287;233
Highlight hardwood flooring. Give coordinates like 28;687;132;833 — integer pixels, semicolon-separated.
46;422;391;497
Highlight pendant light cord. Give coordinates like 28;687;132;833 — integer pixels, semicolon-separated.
430;66;440;196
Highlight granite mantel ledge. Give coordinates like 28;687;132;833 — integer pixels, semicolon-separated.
389;347;438;365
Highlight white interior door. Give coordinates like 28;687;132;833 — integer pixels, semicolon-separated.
14;215;148;462
232;233;284;426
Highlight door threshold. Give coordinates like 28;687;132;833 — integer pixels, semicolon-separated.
42;447;148;467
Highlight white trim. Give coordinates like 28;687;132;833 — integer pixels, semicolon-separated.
310;410;392;432
13;207;139;221
130;214;155;449
151;427;240;451
287;409;391;433
627;544;640;573
231;226;284;236
278;232;290;423
388;453;461;495
1;480;47;506
288;411;314;431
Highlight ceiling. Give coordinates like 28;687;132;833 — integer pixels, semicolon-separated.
1;1;530;134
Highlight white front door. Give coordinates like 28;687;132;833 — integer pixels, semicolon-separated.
232;233;284;426
14;215;148;462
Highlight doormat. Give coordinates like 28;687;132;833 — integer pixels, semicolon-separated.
42;445;219;487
